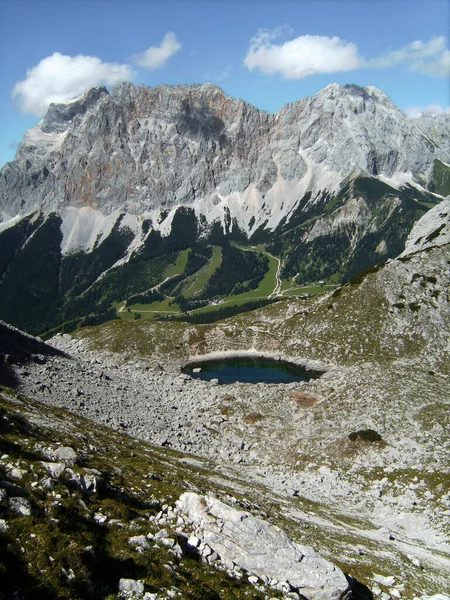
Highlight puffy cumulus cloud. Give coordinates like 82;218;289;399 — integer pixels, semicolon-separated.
244;28;449;80
405;104;450;118
13;52;133;116
244;29;362;78
132;32;181;69
369;36;450;77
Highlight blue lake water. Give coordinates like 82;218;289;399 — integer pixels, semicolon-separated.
183;358;317;385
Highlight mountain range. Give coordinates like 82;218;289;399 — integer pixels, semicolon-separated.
0;82;449;334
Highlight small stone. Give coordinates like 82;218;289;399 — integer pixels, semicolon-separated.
187;535;200;548
61;567;76;581
9;497;32;516
53;447;77;465
209;551;219;562
374;574;396;587
128;535;150;550
200;543;213;558
118;578;145;599
93;513;107;525
248;575;259;584
406;554;422;568
155;529;169;539
41;462;65;479
372;585;382;596
10;468;27;480
0;519;8;532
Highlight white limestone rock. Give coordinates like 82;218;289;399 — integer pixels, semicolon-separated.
41;461;66;479
9;497;32;516
118;578;145;599
177;492;350;600
401;196;450;257
128;535;150;550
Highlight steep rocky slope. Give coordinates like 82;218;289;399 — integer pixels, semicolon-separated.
1;382;354;600
3;198;449;597
1;83;448;225
0;83;449;334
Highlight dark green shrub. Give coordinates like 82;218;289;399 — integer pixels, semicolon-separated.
348;429;383;442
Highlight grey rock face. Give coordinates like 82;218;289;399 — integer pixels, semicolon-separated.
177;492;350;600
1;82;448;231
401;196;450;257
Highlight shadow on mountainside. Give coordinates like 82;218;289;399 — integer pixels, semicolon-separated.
347;574;374;600
0;320;69;389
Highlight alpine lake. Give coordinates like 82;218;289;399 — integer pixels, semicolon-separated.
182;356;322;385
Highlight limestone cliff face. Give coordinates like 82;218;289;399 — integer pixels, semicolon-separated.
0;82;449;336
1;82;448;234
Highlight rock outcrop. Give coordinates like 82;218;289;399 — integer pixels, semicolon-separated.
177;492;350;600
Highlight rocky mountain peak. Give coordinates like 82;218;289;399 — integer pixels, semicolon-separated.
39;86;108;134
0;81;449;270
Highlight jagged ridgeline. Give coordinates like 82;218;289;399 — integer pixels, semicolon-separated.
0;82;449;334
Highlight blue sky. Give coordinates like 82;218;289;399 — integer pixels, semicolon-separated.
1;0;449;167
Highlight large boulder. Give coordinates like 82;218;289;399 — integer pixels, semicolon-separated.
177;492;350;600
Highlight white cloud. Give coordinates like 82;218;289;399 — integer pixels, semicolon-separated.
405;104;450;118
244;28;449;80
132;32;181;69
368;36;449;77
244;29;362;78
13;52;133;116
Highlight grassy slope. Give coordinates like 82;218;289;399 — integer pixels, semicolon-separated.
182;246;222;299
164;248;190;278
117;249;191;319
0;386;288;600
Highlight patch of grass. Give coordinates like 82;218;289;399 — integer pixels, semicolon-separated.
122;298;180;320
163;249;190;278
224;245;278;299
289;392;319;408
182;247;222;299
